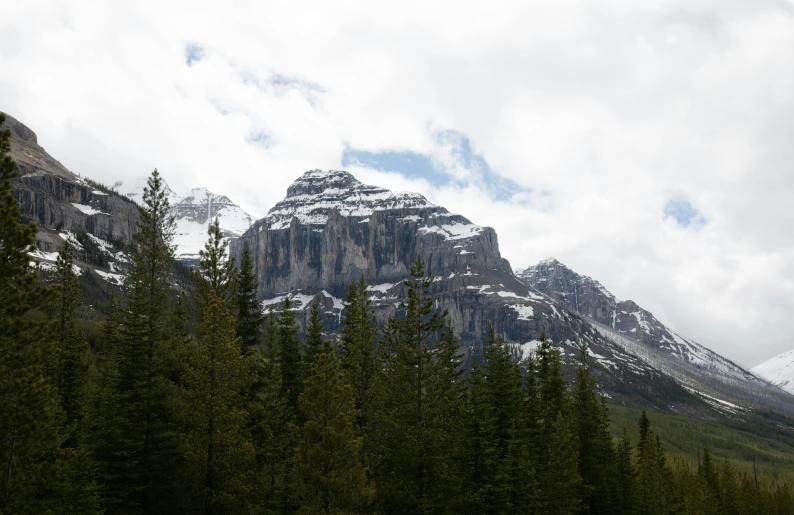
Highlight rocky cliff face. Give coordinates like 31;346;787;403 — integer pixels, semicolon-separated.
3;112;136;287
516;258;794;412
233;170;715;412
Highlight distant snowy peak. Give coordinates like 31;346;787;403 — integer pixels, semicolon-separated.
171;186;254;261
518;257;755;381
264;169;436;230
117;178;253;261
173;187;253;236
117;177;181;206
753;350;794;394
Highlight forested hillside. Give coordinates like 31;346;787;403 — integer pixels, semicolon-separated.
2;115;793;514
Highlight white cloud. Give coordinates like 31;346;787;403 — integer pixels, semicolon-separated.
2;0;793;366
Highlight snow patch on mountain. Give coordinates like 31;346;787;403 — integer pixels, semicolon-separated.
263;169;436;230
117;177;182;206
753;350;794;394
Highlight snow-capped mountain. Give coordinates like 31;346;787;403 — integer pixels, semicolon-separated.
516;258;793;411
263;169;438;230
171;187;254;261
119;180;254;262
116;177;182;206
753;350;794;394
233;169;794;416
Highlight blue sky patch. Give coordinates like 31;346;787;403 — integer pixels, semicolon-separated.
247;130;271;149
663;197;706;227
342;130;529;202
341;148;449;186
185;43;205;67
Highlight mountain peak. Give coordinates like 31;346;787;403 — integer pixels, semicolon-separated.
1;113;37;144
265;169;435;230
286;169;362;198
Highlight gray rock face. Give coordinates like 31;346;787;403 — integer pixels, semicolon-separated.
2;112;135;287
517;258;794;412
233;170;701;411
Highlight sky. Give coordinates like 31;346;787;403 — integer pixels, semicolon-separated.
2;0;793;367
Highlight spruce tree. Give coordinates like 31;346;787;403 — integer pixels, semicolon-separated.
572;341;616;513
47;239;89;440
0;112;63;513
295;340;375;514
277;296;302;410
372;254;454;513
179;290;256;513
304;300;325;371
546;411;582;515
99;168;180;512
192;217;234;306
235;240;262;353
46;240;101;514
339;276;379;463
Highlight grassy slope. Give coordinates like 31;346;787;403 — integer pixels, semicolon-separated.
608;401;794;482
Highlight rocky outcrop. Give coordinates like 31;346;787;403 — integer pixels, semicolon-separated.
517;258;794;413
2;112;134;289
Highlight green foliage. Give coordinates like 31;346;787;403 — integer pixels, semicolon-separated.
304;300;325;371
92;168;181;513
178;290;256;513
339;276;379;464
0;112;64;513
235;240;263;353
295;341;375;514
277;296;302;411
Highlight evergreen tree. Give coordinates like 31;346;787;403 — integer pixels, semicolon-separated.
235;240;262;354
277;296;302;410
98;168;180;512
372;254;456;513
573;341;617;513
192;217;234;307
339;276;380;463
304;300;325;372
295;340;375;514
0;112;63;513
179;290;256;513
46;240;101;514
635;417;678;515
614;428;637;515
249;354;293;514
47;239;90;440
546;411;582;515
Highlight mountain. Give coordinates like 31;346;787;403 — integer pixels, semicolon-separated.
233;169;794;415
5;112;793;420
170;187;254;262
2;113;137;288
118;181;254;262
753;350;794;394
116;176;182;206
517;258;791;412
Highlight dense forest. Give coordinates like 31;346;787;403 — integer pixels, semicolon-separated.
2;113;794;514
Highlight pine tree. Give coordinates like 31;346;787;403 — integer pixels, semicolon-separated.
339;276;380;463
572;341;616;513
192;217;235;307
295;340;375;514
614;428;636;515
249;354;293;514
0;112;63;513
235;240;262;354
97;168;180;512
46;240;101;514
277;296;302;410
179;290;256;513
546;411;582;515
372;254;455;513
47;239;90;441
304;300;325;372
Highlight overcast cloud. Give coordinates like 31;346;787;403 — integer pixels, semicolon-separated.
2;0;793;367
